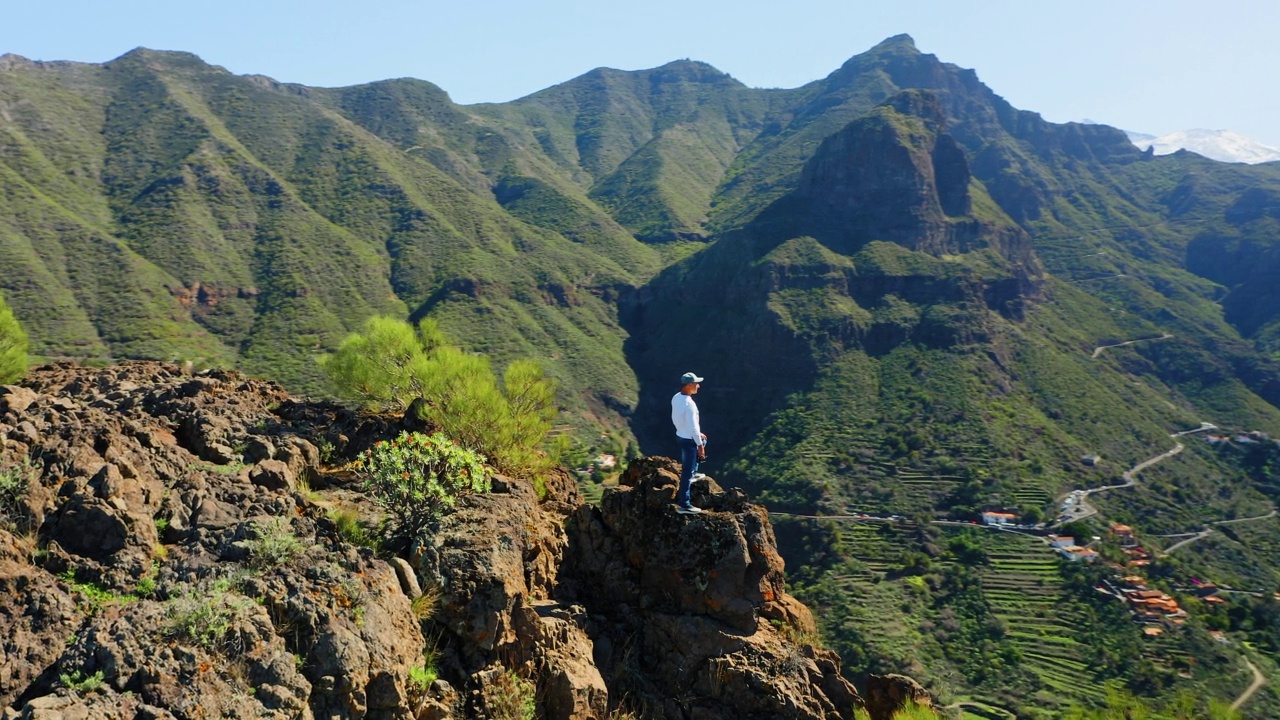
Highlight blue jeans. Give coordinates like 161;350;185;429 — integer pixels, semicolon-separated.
677;437;700;508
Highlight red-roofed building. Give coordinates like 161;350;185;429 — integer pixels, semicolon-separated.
981;511;1019;526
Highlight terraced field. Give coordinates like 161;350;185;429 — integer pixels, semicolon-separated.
579;479;606;505
832;522;903;582
894;470;963;507
1011;486;1053;512
977;533;1109;707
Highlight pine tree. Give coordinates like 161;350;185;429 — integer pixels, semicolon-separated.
321;316;558;476
0;292;28;384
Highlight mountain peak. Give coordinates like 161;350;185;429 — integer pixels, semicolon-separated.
825;33;932;88
649;58;741;86
0;53;34;71
868;33;919;53
109;47;211;70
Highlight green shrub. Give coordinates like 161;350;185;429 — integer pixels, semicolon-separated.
356;432;488;538
59;669;105;695
244;518;305;569
483;669;536;720
0;292;27;384
319;315;432;412
0;461;33;532
411;584;442;620
59;569;138;612
321;317;558;477
327;507;374;548
164;577;255;651
405;647;441;708
409;664;438;689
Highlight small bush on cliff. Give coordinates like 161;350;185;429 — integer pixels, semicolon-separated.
320;316;557;476
356;431;489;538
164;576;255;651
245;518;305;569
0;292;27;384
59;669;105;695
327;506;375;549
0;461;34;532
482;669;535;720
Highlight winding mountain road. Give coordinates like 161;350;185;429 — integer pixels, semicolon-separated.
1059;442;1184;524
1091;332;1174;359
1161;509;1278;555
1162;529;1212;554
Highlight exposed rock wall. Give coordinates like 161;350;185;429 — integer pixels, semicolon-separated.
563;456;863;719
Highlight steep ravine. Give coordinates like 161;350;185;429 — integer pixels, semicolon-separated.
0;362;927;720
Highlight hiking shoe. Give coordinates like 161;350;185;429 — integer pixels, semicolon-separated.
675;505;703;515
690;473;707;482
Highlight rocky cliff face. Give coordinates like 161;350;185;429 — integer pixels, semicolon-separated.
0;362;925;719
790;90;1040;290
796;91;972;257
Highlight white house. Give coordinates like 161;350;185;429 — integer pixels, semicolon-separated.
981;511;1018;526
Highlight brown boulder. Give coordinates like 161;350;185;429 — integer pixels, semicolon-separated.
862;674;933;720
0;386;39;414
249;460;296;492
47;496;130;560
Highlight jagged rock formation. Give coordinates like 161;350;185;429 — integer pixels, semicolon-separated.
0;363;419;719
0;362;928;719
563;457;863;719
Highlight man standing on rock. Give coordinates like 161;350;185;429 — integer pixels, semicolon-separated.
671;372;707;515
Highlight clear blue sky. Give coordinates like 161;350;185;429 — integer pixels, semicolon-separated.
4;0;1278;147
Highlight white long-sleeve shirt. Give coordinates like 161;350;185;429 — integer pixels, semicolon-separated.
671;392;704;446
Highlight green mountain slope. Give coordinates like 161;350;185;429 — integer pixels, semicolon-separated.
0;50;658;417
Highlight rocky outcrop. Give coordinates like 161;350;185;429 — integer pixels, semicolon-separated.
0;363;424;719
563;456;863;719
862;674;932;720
797;90;973;257
407;455;877;720
789;90;1042;316
0;362;926;719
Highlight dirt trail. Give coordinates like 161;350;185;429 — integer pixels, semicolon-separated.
1231;656;1266;711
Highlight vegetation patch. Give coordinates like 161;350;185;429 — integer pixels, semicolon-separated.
482;669;536;720
323;316;559;478
244;517;305;569
164;576;256;652
356;431;489;539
